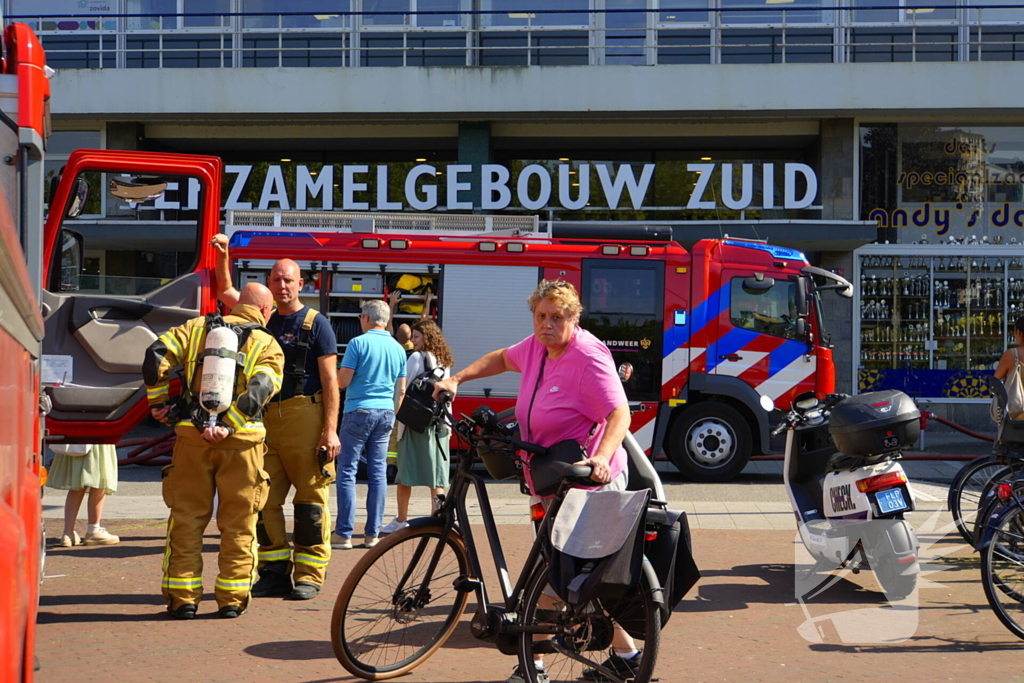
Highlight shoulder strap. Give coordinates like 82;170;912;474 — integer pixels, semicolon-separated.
423;351;436;374
288;307;320;389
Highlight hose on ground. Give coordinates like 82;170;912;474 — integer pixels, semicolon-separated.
117;431;176;466
927;413;995;443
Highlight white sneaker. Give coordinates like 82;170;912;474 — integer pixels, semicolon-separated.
379;518;409;535
82;527;119;545
364;535;379;549
330;532;353;550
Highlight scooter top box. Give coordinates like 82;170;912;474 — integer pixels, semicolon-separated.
828;390;921;457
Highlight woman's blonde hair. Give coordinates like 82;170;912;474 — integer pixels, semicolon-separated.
528;279;584;319
411;319;454;369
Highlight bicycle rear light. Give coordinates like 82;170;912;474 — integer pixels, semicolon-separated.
530;503;546;522
998;483;1013;500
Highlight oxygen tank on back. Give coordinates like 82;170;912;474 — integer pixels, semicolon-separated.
200;326;239;430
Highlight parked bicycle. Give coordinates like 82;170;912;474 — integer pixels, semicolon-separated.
330;401;681;682
948;377;1024;545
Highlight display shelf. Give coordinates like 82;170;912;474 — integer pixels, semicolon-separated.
328;312;360;318
329;292;384;298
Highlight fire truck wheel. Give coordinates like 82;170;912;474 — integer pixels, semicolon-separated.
668;403;752;482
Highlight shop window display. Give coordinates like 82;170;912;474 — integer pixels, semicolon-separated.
855;245;1024;401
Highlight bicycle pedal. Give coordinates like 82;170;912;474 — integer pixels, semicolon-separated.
453;575;482;593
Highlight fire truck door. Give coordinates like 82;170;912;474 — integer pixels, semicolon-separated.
580;260;664;403
40;153;221;442
711;272;816;403
441;264;539;397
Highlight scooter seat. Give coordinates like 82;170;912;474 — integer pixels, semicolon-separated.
827;452;862;471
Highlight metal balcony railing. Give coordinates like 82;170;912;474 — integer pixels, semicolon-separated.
10;6;1024;69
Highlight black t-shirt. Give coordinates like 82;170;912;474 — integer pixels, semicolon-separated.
267;306;337;400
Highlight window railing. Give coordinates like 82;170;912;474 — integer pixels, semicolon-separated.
12;6;1024;68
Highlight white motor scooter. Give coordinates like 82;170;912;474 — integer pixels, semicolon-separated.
761;390;921;599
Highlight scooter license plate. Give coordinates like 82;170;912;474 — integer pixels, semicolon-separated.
876;488;908;514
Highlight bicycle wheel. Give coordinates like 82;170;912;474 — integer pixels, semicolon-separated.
981;504;1024;640
517;565;661;683
948;455;1005;544
331;525;471;680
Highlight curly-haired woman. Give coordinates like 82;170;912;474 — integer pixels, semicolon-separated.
380;319;454;534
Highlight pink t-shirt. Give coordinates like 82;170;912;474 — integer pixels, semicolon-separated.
506;327;628;496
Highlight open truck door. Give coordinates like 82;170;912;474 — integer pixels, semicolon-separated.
41;150;221;444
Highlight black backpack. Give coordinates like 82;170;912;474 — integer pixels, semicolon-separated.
396;353;444;433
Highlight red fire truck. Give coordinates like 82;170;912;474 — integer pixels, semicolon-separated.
0;21;50;683
220;211;853;482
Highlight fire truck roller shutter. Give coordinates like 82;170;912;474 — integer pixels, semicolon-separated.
440;265;540;397
666;375;771;483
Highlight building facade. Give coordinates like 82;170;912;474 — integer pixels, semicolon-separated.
15;0;1024;423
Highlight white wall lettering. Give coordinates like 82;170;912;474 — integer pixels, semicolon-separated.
686;163;716;210
596;163;655;210
405;164;437;211
558;163;589;211
481;164;512;210
447;164;473;211
224;165;253;210
721;163;754;210
343;165;369;211
785;163;817;210
297;165;334;211
517;164;551;211
257;165;290;211
375;165;402;210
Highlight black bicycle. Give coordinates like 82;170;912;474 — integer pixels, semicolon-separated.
977;474;1024;640
330;403;665;682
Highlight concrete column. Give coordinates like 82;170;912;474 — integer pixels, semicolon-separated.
105;122;145;151
819;118;856;221
457;122;491;209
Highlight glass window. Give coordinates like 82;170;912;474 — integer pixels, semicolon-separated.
184;0;230;27
363;0;409;26
659;0;709;24
861;123;1024;243
241;0;351;29
730;278;801;340
582;262;664;400
126;0;176;30
12;0;117;31
969;0;1024;22
481;0;589;28
720;0;831;25
417;0;469;27
53;169;202;296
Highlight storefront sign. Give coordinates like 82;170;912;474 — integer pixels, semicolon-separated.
221;162;818;213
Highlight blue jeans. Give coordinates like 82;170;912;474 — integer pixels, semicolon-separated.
336;408;394;538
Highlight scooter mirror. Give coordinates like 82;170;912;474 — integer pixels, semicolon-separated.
758;394;775;412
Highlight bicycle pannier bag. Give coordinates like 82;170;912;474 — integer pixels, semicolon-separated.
547;488;649;606
608;509;701;635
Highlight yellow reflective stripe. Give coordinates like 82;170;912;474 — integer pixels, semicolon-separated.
294;553;330;567
147;384;170;402
215;577;251;590
252;364;283;392
259;549;292;562
185;325;203;386
244;340;264;378
163;576;203;588
158;331;183;359
224;406;246;430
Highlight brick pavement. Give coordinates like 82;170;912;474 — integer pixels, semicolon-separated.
35;513;1024;683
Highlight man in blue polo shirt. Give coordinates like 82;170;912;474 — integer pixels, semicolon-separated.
332;299;407;549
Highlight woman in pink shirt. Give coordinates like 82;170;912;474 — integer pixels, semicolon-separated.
432;279;639;683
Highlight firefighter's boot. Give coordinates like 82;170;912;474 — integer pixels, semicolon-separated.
252;561;292;598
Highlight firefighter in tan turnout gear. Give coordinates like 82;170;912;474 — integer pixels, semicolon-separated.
144;283;284;620
213;234;341;602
